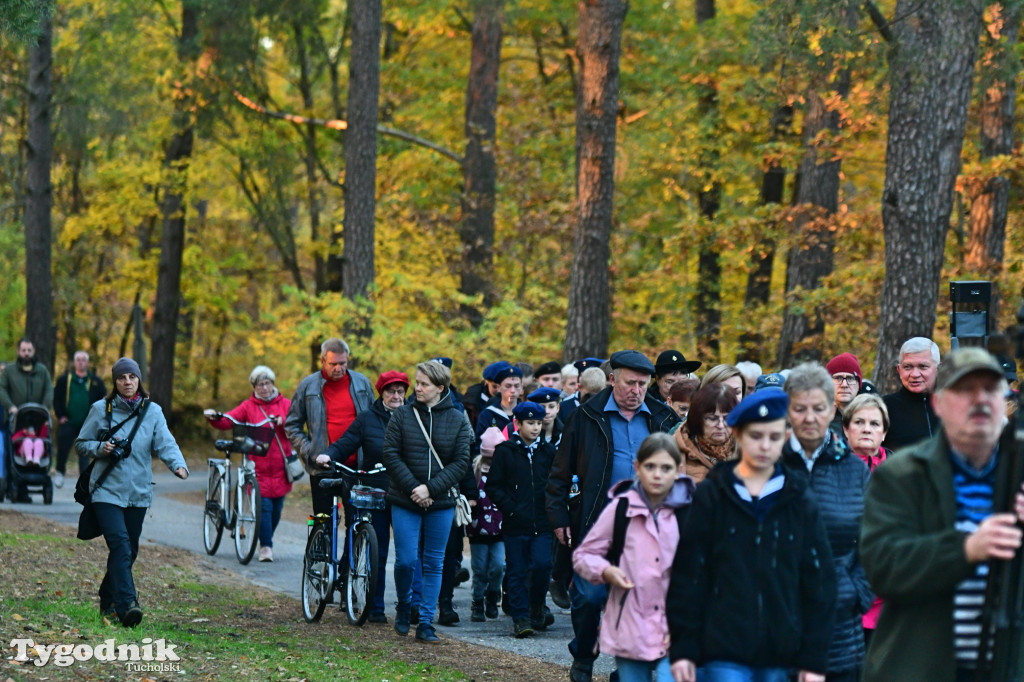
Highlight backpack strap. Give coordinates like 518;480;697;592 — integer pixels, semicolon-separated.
604;497;630;567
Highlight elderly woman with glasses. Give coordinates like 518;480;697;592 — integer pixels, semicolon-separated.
204;366;293;562
673;383;739;484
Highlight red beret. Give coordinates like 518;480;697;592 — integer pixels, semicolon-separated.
375;370;410;395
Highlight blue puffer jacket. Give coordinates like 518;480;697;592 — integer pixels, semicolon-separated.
783;431;873;674
75;397;188;508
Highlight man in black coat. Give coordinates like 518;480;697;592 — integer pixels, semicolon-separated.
882;337;941;452
546;349;680;682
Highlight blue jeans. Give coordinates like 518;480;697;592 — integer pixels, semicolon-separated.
392;505;454;625
697;661;788;682
259;496;284;548
470;541;505;601
616;656;673;682
93;503;147;615
504;533;553;619
569;569;608;663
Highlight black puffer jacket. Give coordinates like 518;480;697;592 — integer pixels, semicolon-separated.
486;435;555;536
325;397;392;469
382;389;471;514
667;460;837;673
783;433;873;674
546;386;680;542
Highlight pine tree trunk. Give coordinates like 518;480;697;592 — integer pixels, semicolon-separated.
292;22;327;294
965;5;1017;326
459;0;503;327
149;3;199;413
24;11;54;372
341;0;381;302
563;0;627;362
873;0;982;393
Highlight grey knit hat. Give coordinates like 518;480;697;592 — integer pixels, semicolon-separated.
111;357;141;381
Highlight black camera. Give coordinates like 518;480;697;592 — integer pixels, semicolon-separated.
108;437;131;461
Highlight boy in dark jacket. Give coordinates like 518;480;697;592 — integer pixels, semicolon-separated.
486;401;556;637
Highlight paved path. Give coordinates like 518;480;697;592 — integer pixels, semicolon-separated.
1;467;614;679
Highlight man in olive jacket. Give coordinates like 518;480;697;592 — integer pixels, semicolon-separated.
860;348;1024;682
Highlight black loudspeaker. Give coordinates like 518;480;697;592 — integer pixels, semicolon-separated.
950;281;991;349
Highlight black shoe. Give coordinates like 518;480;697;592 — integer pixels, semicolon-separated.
549;579;571;609
470;600;486;622
415;623;440;643
437;602;460;626
120;601;143;628
368;612;388;624
513;617;533;638
544;605;555;626
394;604;411;636
569;659;594;682
454;567;470;586
485;590;500;619
529;603;551;631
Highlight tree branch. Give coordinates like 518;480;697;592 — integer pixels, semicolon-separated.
863;1;892;42
233;91;463;164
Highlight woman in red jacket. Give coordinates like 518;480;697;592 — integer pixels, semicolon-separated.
204;365;293;562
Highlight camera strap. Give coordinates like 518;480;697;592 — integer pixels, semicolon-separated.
90;399;149;495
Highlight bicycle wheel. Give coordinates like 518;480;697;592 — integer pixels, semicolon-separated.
346;522;379;626
234;471;261;564
202;467;225;555
302;523;333;623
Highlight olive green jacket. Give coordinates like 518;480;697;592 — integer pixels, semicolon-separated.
860;425;1014;682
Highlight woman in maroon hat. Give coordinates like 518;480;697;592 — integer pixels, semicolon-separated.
314;369;409;623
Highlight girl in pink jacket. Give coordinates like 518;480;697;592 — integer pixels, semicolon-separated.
573;432;695;682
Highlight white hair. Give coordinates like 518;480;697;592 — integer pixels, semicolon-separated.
74;350;89;362
735;361;762;382
561;363;578;380
249;365;276;385
899;337;940;364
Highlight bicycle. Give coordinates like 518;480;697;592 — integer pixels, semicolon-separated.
202;412;274;565
302;460;388;626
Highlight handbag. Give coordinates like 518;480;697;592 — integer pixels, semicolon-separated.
413;408;471;525
258;404;304;483
75;400;148;541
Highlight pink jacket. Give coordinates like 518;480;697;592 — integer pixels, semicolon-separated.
573;476;694;662
208;392;293;499
856;446;887;629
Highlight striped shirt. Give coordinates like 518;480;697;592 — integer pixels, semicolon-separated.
950;448;998;667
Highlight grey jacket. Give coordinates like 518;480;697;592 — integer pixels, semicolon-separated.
75;397;188;507
284;369;373;473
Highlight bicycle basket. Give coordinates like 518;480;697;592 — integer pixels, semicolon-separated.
349;484;387;510
231;423;274;456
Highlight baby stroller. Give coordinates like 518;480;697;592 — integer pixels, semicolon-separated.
4;402;54;504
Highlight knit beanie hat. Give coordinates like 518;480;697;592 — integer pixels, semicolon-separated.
111;357;141;381
825;353;862;384
479;426;506;458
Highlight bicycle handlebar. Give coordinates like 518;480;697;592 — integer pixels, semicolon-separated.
207;412;276;428
316;460;388;489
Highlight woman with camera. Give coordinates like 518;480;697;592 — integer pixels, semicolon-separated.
204;365;293;562
76;358;188;627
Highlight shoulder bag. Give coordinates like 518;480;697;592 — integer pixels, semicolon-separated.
257;404;304;482
75;399;149;540
412;408;471;526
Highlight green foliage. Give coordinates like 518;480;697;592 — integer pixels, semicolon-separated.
0;0;51;43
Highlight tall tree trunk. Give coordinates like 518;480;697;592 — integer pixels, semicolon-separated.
149;3;199;413
965;4;1018;327
693;0;721;361
340;0;381;304
293;22;328;294
563;0;627;362
24;11;54;372
739;104;792;364
776;2;856;367
873;0;983;393
459;0;503;327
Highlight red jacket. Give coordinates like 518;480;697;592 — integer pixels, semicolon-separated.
208;392;293;499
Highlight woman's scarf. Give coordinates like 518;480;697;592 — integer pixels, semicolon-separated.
255;388;280;403
116;393;143;409
676;428;736;472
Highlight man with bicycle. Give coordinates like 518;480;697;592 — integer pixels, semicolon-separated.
285;337;373;516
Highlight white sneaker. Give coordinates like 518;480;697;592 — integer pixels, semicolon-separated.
52;472;64;488
258;546;273;562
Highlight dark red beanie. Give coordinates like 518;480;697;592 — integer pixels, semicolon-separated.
826;353;862;383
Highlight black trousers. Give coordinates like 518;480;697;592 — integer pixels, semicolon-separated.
93;503;147;615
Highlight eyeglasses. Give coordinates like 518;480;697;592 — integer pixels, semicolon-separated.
255;380;274;388
832;375;858;386
703;414;727;426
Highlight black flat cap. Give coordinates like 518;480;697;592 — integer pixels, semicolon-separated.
609;350;656;375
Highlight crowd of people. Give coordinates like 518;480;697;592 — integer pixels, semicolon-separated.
7;332;1024;682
